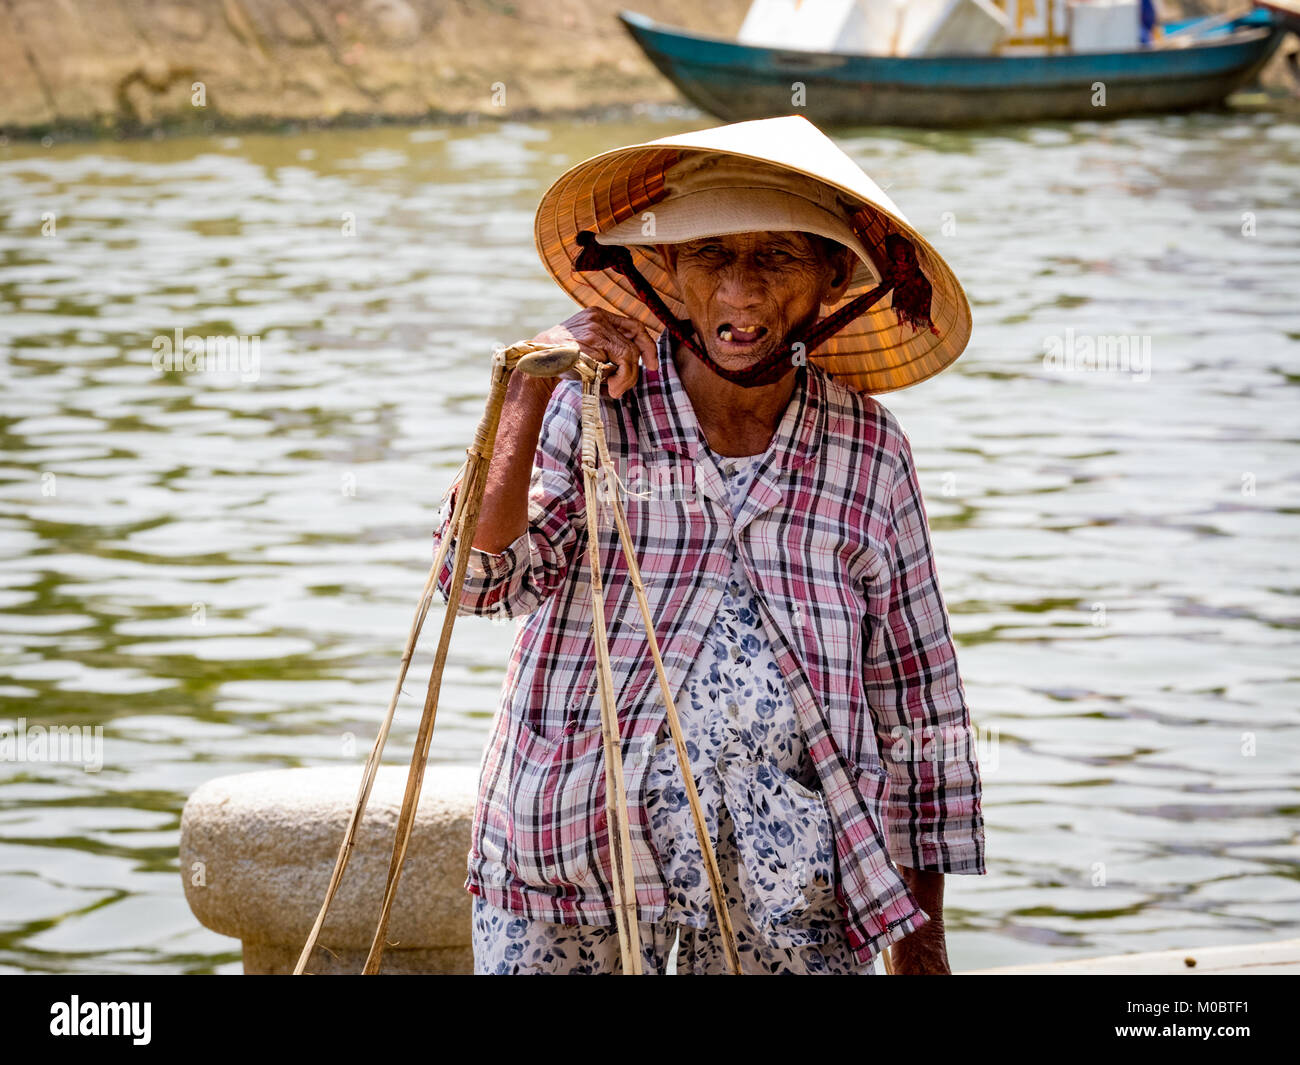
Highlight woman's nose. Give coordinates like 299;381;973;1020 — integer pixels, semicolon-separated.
713;263;766;313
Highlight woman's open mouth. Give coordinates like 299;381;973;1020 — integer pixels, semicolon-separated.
716;323;768;349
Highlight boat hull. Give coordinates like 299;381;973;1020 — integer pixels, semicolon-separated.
620;12;1286;127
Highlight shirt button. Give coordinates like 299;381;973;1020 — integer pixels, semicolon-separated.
730;646;742;662
727;701;740;719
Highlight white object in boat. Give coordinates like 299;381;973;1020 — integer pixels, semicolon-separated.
896;0;1010;57
736;0;906;56
1068;0;1141;53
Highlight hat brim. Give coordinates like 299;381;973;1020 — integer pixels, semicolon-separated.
593;185;881;290
534;117;972;395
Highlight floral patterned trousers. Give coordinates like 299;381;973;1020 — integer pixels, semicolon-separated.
471;801;875;975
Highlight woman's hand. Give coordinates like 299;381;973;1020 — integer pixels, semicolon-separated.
530;307;659;399
892;868;951;975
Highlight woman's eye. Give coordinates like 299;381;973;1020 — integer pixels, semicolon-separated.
682;243;720;259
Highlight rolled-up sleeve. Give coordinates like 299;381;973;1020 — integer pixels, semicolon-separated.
864;431;986;875
431;382;587;618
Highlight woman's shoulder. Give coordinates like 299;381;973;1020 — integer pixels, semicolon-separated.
811;366;910;463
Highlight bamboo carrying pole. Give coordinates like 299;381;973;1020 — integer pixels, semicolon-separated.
578;376;643;972
295;341;744;976
294;341;575;975
592;417;743;975
357;348;515;974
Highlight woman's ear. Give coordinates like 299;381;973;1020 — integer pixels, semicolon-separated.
823;245;856;305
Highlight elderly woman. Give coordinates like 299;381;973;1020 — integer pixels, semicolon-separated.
433;117;986;975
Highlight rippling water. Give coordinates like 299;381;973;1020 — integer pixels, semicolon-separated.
1;111;1297;974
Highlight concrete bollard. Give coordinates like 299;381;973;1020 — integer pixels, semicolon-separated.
180;765;479;974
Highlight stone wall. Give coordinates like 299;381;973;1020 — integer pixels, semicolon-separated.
0;0;752;134
1;1;1292;136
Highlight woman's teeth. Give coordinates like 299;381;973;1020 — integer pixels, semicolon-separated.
718;325;763;342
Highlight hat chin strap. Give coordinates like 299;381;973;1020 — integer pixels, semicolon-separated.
573;230;934;389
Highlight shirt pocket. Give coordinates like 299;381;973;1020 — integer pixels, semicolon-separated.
721;756;839;949
501;718;607;893
499;716;659;899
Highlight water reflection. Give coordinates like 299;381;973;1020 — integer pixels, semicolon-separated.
0;112;1297;973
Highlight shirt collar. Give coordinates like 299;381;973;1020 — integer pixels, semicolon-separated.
640;329;825;472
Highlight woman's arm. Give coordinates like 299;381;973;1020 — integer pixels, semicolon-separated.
432;307;658;618
470;371;555;554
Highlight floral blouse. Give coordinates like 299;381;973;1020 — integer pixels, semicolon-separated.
643;441;843;948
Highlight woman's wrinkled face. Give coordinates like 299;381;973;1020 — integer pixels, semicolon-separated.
662;231;853;376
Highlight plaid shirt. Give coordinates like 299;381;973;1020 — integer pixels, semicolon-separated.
432;330;986;962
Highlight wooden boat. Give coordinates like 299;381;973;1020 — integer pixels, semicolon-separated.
618;7;1292;127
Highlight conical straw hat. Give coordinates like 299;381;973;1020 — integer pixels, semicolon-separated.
534;115;972;395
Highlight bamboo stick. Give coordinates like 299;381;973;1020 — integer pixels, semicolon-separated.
579;374;644;974
360;349;515;974
292;568;436;974
593;424;743;975
295;341;578;975
292;480;466;974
